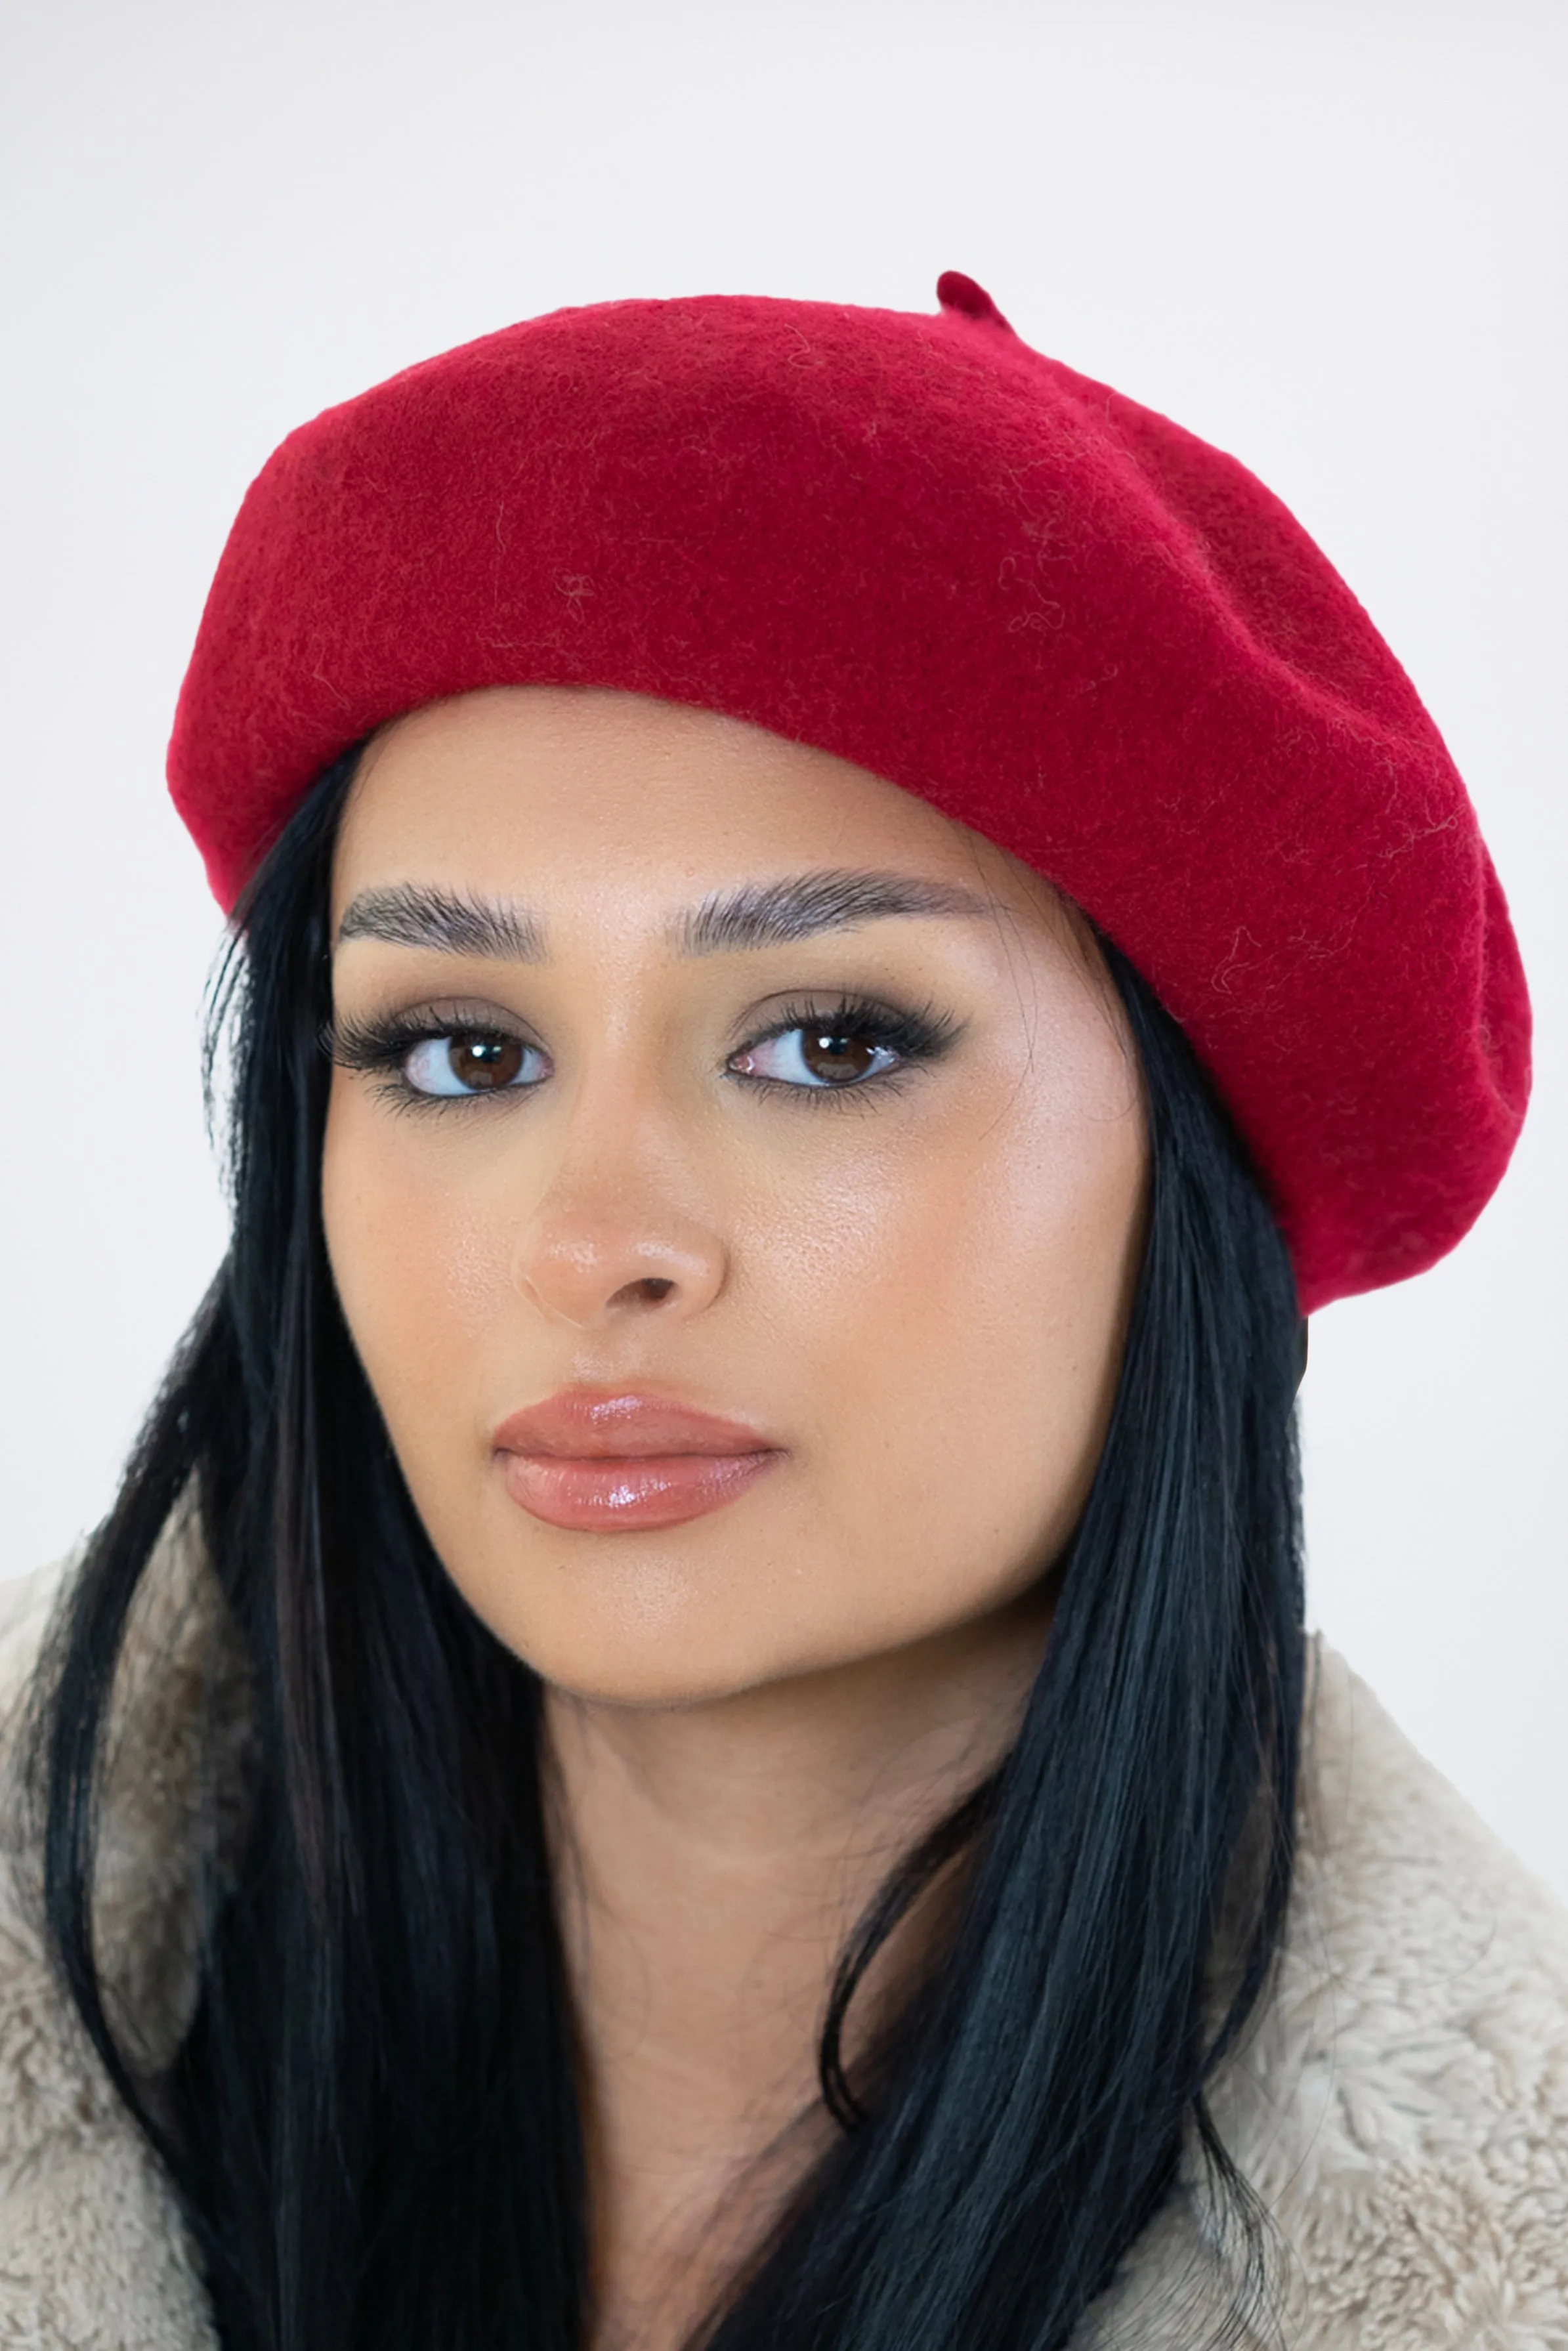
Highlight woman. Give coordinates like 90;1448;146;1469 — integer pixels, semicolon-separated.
1;274;1563;2350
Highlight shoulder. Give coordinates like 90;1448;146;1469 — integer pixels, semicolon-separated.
0;1550;217;2350
1088;1640;1568;2349
1227;1641;1568;2346
0;1552;70;1687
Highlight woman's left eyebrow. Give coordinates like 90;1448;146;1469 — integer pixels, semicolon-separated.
676;870;992;954
335;870;991;960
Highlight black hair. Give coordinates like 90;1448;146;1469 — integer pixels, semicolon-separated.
32;747;1305;2351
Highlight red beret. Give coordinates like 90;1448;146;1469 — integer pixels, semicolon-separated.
168;273;1529;1312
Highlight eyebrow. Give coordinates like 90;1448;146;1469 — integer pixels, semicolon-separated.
336;884;545;960
335;869;991;961
677;870;992;954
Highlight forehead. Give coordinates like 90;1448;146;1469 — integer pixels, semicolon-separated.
331;685;1038;921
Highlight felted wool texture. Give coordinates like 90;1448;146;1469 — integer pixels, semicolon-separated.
167;274;1531;1312
4;1535;1567;2347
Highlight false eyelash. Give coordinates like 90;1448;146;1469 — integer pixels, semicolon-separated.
324;1004;530;1075
324;1007;546;1116
731;992;962;1076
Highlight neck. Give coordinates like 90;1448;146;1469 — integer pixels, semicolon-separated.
543;1584;1053;2351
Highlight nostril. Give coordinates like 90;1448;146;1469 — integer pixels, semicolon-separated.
612;1275;675;1307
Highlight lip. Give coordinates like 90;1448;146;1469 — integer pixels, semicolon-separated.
492;1391;783;1533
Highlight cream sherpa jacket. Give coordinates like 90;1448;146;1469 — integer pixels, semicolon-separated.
1;1535;1566;2350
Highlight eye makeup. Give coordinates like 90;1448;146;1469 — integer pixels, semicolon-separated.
326;986;963;1110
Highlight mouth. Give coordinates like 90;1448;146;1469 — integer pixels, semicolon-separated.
492;1391;784;1533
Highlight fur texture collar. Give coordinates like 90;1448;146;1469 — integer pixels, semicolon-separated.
2;1541;1565;2348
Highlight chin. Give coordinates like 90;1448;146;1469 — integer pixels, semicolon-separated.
451;1557;903;1712
429;1491;858;1707
505;1623;822;1712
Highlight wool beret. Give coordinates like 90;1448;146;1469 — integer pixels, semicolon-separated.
168;272;1529;1312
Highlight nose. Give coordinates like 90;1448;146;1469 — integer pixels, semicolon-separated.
511;1182;728;1332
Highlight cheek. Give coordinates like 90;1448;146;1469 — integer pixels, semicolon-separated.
321;1086;513;1457
772;1071;1145;1629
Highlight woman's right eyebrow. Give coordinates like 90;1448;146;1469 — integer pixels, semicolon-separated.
337;884;545;959
335;870;990;960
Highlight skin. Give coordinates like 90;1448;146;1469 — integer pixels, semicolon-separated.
322;685;1148;2348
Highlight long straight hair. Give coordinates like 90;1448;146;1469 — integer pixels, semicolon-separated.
33;750;1305;2351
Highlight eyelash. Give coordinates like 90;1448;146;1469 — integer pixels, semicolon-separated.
326;993;960;1111
729;995;959;1103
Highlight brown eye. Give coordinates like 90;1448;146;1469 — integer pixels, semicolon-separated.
799;1030;883;1083
449;1034;523;1089
402;1032;545;1097
731;1025;900;1088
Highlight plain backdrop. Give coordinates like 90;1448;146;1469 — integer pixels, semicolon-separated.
1;0;1563;1892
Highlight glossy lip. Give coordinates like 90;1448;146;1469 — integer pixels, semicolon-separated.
493;1391;784;1533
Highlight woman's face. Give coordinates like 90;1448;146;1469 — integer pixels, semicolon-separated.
323;688;1146;1706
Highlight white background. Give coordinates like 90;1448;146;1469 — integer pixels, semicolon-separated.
1;2;1563;1891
